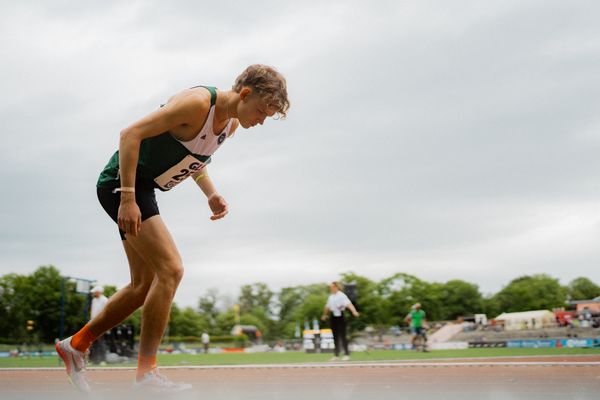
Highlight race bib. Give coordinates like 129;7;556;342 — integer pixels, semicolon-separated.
154;155;207;190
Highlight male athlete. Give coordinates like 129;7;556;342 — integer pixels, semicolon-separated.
56;65;289;392
405;303;429;352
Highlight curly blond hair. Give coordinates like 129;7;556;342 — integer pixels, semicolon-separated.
233;64;290;118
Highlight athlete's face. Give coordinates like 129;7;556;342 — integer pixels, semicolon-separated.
237;88;278;129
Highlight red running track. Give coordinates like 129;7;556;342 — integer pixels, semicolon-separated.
1;355;599;400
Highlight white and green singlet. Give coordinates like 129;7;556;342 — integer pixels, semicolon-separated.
97;86;233;191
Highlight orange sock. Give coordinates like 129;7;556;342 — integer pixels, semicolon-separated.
136;354;157;381
70;324;98;353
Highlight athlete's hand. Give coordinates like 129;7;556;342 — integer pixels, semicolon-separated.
208;193;228;220
118;195;142;236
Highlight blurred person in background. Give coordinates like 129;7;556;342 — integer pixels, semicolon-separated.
405;303;429;352
201;332;210;354
90;285;108;319
88;286;108;364
321;282;359;361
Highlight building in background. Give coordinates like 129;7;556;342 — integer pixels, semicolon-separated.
495;310;556;330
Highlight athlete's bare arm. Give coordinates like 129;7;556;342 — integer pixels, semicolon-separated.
190;117;240;221
192;169;228;221
117;92;211;236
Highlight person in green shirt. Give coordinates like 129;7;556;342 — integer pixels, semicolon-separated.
405;303;429;352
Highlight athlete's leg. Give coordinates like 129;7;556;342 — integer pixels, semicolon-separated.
422;330;429;352
56;236;155;392
123;215;184;367
410;327;417;347
87;241;155;335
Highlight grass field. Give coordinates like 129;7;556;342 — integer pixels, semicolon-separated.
1;347;599;368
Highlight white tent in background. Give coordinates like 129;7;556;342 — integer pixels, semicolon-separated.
494;310;556;330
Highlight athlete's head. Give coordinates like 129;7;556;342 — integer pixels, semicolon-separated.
233;64;289;129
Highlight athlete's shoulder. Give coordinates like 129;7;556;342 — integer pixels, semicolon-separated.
160;87;213;124
168;87;212;109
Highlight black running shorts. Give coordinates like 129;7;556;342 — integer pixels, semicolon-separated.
97;185;160;240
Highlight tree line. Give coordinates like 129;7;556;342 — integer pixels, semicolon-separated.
1;265;598;344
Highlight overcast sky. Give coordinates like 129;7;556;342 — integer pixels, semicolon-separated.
1;0;599;308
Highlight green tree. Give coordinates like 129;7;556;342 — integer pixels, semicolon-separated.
492;274;567;314
0;266;89;343
238;283;273;313
439;279;484;320
382;273;442;324
0;273;31;341
169;304;208;337
482;295;501;318
103;285;118;298
378;274;483;323
166;303;182;339
28;267;67;343
235;283;278;340
215;309;237;336
198;288;221;330
568;277;600;301
339;272;382;335
276;283;328;339
276;287;304;331
293;292;328;331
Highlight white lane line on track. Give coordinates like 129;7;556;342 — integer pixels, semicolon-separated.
143;361;600;369
6;361;600;371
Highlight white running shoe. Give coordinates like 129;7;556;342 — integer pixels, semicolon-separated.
133;369;193;393
341;355;350;361
55;337;91;393
329;356;339;362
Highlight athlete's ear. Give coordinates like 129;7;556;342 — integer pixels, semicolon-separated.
239;87;252;101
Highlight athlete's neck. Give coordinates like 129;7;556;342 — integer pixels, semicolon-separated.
216;91;239;122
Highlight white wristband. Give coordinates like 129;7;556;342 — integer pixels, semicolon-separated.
112;187;135;194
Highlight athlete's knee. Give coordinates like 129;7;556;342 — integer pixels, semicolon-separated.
156;261;184;290
171;266;184;287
